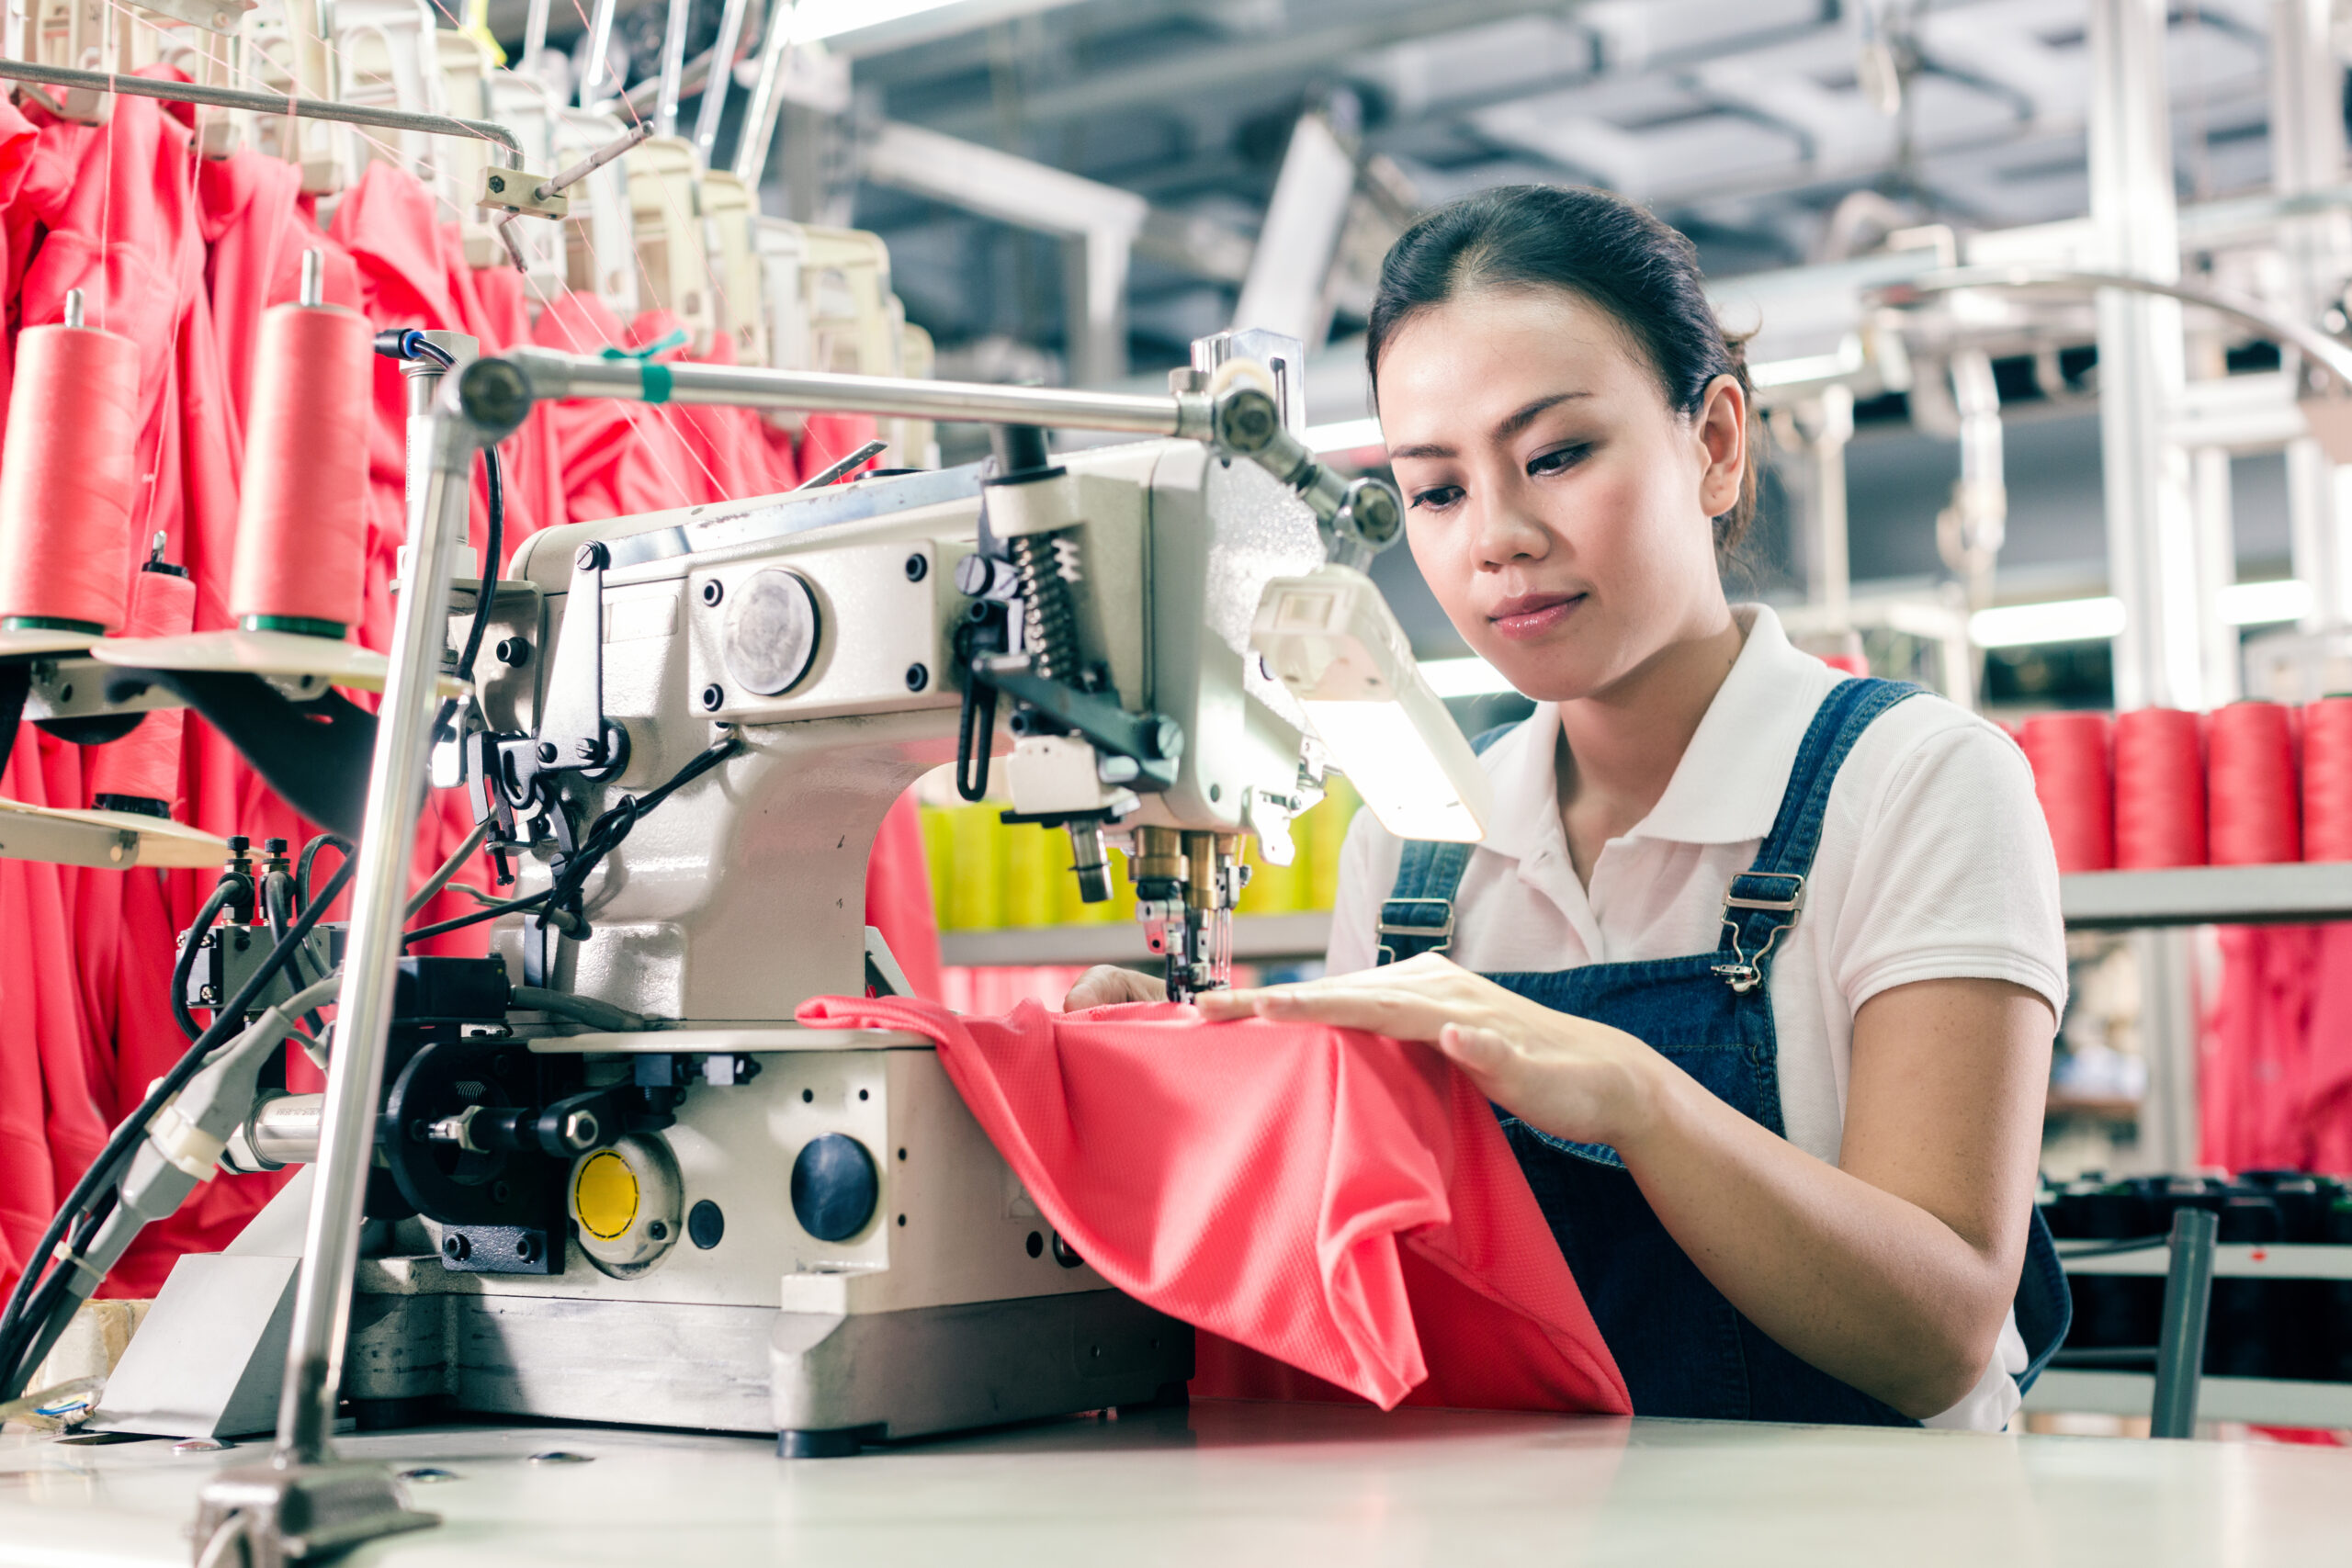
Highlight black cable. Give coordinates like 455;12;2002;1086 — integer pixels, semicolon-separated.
403;888;550;947
0;854;358;1399
169;877;243;1043
266;874;329;1039
401;738;741;951
293;833;348;916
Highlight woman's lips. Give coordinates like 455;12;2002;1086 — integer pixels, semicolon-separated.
1487;592;1585;640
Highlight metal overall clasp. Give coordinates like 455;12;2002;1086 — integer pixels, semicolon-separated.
1712;873;1806;994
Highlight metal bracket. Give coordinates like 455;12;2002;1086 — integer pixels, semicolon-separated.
479;167;569;220
136;0;254;32
976;660;1182;792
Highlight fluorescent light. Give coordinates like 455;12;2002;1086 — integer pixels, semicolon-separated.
1302;416;1384;455
1304;700;1487;841
1419;656;1518;698
787;0;975;41
1968;596;2126;649
2219;579;2312;626
1252;566;1493;844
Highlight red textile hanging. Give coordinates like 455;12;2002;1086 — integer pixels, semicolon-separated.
865;794;942;1001
797;993;1629;1415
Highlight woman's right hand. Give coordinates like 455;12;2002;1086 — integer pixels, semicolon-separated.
1062;965;1167;1010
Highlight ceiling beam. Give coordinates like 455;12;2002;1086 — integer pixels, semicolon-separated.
913;0;1576;139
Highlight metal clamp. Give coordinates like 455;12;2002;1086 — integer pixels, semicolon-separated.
1376;897;1454;962
1713;874;1806;993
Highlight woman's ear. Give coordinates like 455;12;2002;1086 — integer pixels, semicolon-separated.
1693;373;1747;520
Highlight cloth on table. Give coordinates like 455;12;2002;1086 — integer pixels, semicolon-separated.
796;993;1628;1415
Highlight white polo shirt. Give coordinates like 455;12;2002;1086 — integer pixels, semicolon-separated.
1324;604;2067;1431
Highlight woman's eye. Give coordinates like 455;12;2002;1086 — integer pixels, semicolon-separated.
1527;445;1588;478
1409;485;1464;512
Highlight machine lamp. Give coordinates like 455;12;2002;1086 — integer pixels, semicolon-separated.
1251;566;1493;844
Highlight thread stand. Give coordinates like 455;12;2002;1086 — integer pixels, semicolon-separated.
0;799;228;869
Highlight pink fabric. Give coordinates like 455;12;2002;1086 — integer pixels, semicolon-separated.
797;993;1629;1415
865;795;943;1002
2202;924;2352;1174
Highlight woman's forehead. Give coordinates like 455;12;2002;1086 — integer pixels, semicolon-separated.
1377;288;1659;442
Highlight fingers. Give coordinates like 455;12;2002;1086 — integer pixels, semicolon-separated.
1063;965;1164;1010
1199;983;1456;1043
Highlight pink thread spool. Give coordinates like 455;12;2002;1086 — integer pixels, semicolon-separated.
2018;712;2115;873
0;290;141;634
227;253;372;637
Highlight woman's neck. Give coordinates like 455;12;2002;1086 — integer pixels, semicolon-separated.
1552;607;1747;883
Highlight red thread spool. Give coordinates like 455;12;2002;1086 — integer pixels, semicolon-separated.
90;558;195;814
2208;701;2301;864
228;295;372;635
2113;707;2206;869
2018;712;2114;873
2301;697;2352;863
0;304;141;633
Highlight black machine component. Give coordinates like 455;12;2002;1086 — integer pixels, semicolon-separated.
687;1199;726;1249
790;1134;879;1244
2042;1170;2352;1383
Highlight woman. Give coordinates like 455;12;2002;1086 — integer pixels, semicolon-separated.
1070;185;2070;1430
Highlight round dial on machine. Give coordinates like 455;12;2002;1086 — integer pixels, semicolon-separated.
722;569;822;696
568;1134;684;1276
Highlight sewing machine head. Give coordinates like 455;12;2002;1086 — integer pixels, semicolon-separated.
468;427;1346;1013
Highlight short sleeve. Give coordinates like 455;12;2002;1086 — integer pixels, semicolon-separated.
1829;716;2068;1021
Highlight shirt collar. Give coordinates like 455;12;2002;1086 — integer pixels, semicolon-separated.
1473;604;1843;859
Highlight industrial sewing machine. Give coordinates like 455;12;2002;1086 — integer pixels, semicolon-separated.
56;333;1489;1471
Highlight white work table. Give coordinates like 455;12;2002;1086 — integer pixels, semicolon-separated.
4;1402;2347;1566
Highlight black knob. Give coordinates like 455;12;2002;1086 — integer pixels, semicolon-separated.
790;1134;878;1243
903;552;928;582
905;663;928;692
494;637;530;667
701;580;724;606
700;683;725;712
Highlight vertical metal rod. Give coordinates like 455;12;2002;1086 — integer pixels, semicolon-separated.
299;248;323;308
730;0;795;184
522;0;549;73
2087;0;2201;712
579;0;616;103
692;0;749;162
1805;385;1854;632
654;0;691;140
2149;1206;2219;1438
271;395;481;1464
62;288;83;329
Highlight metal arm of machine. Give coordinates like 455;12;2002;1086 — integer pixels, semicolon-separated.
0;58;526;165
193;362;532;1567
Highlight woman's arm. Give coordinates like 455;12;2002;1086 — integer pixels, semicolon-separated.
1197;958;2052;1418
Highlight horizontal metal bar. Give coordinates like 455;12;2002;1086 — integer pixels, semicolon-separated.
2060;1242;2352;1280
506;346;1207;436
2059;863;2352;929
0;59;525;164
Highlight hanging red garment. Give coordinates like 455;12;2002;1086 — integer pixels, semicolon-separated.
2203;924;2352;1174
531;291;702;519
798;412;880;483
865;795;942;1002
797;993;1628;1415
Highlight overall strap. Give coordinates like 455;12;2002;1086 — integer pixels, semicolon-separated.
1712;676;1924;993
1375;720;1519;964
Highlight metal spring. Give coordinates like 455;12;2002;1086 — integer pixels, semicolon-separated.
1009;530;1081;682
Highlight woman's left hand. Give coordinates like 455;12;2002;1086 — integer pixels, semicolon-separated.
1195;953;1667;1151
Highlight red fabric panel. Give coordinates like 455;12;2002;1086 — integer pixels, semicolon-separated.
2202;923;2352;1174
865;794;943;1001
797;993;1629;1415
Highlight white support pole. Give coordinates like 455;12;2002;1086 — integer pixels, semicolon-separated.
2192;446;2242;704
1232;111;1356;352
1803;385;1854;631
2275;0;2352;632
2088;0;2204;713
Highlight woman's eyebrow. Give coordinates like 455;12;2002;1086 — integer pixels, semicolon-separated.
1491;390;1592;443
1386;390;1594;463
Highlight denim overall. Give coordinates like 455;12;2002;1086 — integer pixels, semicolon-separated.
1378;677;2071;1424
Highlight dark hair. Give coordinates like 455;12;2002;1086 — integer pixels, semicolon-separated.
1365;185;1758;552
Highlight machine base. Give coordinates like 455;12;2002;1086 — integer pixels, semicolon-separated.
770;1290;1193;1447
